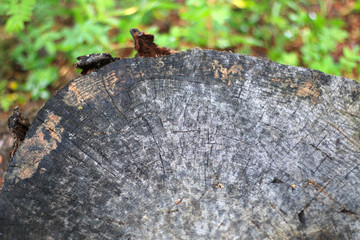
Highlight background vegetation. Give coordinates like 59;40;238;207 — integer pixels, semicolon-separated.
0;0;360;112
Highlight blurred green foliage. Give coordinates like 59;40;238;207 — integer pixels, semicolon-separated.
0;0;359;111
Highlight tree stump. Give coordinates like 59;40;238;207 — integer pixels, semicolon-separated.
1;49;359;239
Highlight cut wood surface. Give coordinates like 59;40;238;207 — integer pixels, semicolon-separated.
1;49;359;239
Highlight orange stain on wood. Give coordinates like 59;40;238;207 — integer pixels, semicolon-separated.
64;83;85;107
69;83;82;100
38;131;45;143
9;113;64;182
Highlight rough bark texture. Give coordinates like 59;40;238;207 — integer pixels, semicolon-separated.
1;49;359;239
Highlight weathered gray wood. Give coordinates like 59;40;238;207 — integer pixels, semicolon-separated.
1;49;359;239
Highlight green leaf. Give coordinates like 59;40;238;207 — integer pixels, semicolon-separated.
0;80;7;93
278;52;299;66
230;35;263;47
0;0;11;15
25;67;59;100
5;0;36;33
0;96;15;112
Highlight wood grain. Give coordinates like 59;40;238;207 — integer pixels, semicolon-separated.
1;49;359;239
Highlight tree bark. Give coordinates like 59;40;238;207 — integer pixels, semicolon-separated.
1;49;359;239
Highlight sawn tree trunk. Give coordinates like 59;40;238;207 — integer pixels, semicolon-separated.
1;49;359;239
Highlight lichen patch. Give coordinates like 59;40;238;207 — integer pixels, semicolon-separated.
212;60;244;85
271;78;321;104
296;81;321;104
